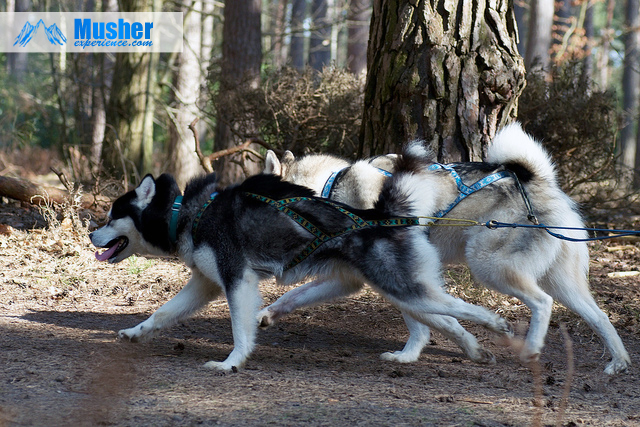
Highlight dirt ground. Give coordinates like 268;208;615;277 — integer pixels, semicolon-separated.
1;199;640;427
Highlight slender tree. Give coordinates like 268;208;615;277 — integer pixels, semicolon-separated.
621;0;640;179
308;0;331;70
290;0;307;69
525;0;554;69
104;0;160;178
360;0;526;161
213;0;262;184
167;2;205;189
346;0;370;75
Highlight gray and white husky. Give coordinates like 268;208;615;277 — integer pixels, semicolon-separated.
89;148;512;371
263;123;630;374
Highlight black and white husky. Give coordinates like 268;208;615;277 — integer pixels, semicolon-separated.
263;123;631;375
89;148;512;371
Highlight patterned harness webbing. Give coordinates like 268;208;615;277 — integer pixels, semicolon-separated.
245;193;419;270
426;163;513;219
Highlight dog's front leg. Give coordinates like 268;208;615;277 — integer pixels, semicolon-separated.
118;269;221;342
204;270;263;371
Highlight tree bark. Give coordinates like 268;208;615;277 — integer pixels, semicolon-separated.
361;0;525;162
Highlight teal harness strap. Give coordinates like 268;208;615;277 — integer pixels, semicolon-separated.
192;192;219;240
169;195;183;245
246;193;419;270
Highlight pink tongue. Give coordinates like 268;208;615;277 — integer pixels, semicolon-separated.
95;244;119;261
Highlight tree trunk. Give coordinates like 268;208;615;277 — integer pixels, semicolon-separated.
290;0;307;69
308;0;331;70
91;0;117;172
7;0;29;81
525;0;554;69
346;0;371;75
168;1;206;189
104;0;159;179
360;0;526;162
597;0;615;88
269;0;289;68
621;0;640;176
213;0;262;184
581;0;594;86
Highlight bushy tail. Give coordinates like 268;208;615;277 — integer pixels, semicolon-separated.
487;122;557;186
375;141;438;217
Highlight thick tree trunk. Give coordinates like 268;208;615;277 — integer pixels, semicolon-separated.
361;0;525;162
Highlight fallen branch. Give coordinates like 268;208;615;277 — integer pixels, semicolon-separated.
0;175;109;210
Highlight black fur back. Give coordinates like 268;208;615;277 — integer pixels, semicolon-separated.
239;174;315;200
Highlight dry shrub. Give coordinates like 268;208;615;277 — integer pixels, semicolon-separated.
517;63;624;210
207;66;364;158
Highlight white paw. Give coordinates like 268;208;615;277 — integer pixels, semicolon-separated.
118;325;152;343
495;317;514;337
203;360;238;372
519;348;541;366
380;350;420;363
604;359;630;375
467;348;496;364
257;308;275;328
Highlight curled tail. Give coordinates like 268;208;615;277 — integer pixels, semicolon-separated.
487;123;557;186
375;141;441;217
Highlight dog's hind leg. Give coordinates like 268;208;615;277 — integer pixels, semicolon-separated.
381;313;496;364
257;276;364;327
118;268;221;342
204;269;263;371
543;265;631;375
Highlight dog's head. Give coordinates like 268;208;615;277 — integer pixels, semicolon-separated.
90;174;180;263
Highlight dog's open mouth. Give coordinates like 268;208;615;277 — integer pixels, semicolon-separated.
95;237;129;262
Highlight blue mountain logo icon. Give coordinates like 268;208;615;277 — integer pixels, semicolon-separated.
14;19;66;47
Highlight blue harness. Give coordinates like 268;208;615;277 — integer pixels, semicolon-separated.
321;167;393;198
427;163;513;218
321;162;513;219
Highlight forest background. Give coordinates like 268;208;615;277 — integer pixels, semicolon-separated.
2;2;640;425
1;0;640;211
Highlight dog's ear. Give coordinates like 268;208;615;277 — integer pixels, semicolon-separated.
264;150;282;175
134;174;156;209
280;150;295;177
282;150;295;165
